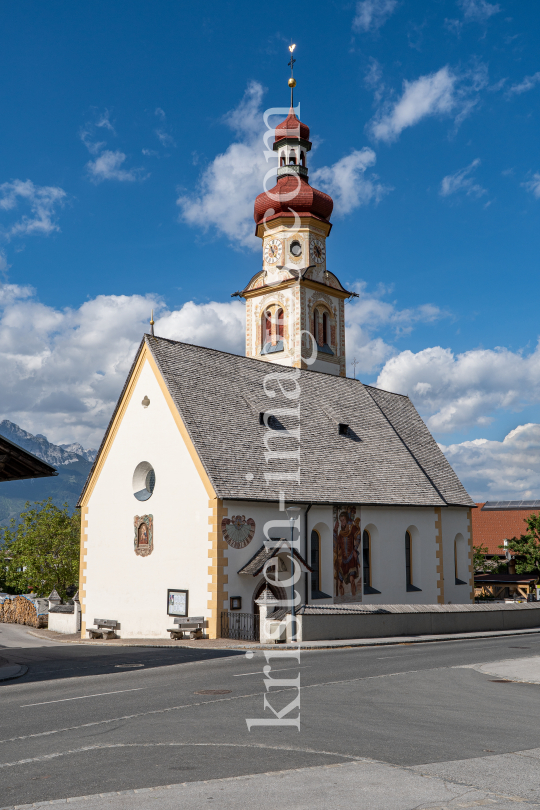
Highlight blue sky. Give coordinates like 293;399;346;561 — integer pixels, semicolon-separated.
1;0;540;499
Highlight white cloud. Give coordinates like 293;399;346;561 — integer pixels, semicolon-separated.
155;107;166;120
441;424;540;501
0;282;245;447
155;129;176;147
345;283;446;375
368;64;487;143
522;173;540;199
369;66;457;143
85;150;144;184
0;180;67;239
353;0;398;33
177;81;271;249
376;342;540;434
459;0;500;22
178;82;386;249
506;72;540;96
80;111;144;182
440;158;487;199
312;149;390;215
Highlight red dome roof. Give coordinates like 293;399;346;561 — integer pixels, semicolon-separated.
254;175;333;225
274;110;310;144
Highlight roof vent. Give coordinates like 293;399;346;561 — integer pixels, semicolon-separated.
338;423;349;436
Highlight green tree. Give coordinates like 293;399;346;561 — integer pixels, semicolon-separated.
505;513;540;575
473;543;501;573
0;498;80;599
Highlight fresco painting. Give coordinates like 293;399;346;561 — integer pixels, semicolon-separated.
134;514;154;557
333;504;362;603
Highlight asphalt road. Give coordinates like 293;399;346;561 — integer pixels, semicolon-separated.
1;624;540;807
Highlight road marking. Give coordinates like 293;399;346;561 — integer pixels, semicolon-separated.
376;656;400;659
0;741;365;770
20;688;145;707
233;666;311;677
0;667;443;745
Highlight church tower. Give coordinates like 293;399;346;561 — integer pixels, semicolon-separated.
236;50;354;377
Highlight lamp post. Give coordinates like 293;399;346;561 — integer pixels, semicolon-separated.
285;505;301;642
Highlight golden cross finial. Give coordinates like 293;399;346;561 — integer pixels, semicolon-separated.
288;43;297;107
150;309;155;337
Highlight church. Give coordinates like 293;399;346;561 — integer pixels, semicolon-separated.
78;75;475;640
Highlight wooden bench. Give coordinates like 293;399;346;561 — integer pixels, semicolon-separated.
88;619;119;639
167;616;207;640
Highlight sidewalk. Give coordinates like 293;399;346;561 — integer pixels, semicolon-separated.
28;624;540;650
3;751;540;810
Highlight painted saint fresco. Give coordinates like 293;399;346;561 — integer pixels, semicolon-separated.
333;505;362;603
134;514;153;557
221;515;256;549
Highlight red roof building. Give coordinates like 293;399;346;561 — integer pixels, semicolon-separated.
472;502;540;554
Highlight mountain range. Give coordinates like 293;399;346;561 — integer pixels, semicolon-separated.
0;421;98;526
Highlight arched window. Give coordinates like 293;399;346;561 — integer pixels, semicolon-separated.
277;308;284;340
454;533;467;585
280;156;285;167
264;310;272;345
322;312;328;345
310;529;320;594
289;152;296;165
313;309;319;345
300;151;305;167
405;530;412;588
362;529;371;589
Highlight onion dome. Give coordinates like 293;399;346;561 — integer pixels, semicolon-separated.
274;110;311;145
254;174;333;226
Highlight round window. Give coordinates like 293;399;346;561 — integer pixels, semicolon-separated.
290;240;302;257
133;462;156;501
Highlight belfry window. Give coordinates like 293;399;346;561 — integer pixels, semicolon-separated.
280;156;285;167
322;312;328;344
277;308;284;340
313;310;319;344
264;310;272;344
301;151;305;167
289;152;297;165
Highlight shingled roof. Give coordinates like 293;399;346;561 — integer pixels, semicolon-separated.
79;336;474;508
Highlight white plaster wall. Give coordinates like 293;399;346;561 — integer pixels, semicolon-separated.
83;359;210;638
223;502;447;611
357;507;439;604
222;501;342;611
48;611;77;634
441;507;472;604
308;358;340;375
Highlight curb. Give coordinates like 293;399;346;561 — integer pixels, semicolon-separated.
27;626;540;651
0;664;28;682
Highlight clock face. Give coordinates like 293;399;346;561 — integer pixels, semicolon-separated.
311;238;326;264
264;239;282;265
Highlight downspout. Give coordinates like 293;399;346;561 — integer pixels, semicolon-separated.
304;503;312;605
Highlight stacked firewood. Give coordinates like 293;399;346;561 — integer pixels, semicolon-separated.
0;595;48;628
